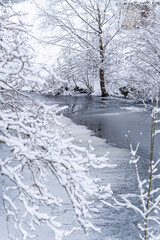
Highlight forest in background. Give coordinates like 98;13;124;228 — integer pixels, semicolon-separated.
1;0;160;101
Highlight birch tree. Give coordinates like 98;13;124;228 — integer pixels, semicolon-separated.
36;0;121;96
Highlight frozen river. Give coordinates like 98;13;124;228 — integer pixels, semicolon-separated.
1;94;160;240
34;94;160;240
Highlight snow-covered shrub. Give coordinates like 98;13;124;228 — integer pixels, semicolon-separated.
117;2;160;101
37;64;70;96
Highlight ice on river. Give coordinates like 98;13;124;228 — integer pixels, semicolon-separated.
120;106;147;112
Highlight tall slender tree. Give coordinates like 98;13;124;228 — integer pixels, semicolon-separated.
36;0;120;96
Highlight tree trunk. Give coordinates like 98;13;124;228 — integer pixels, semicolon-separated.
97;5;108;97
145;100;157;240
99;35;108;97
99;67;108;97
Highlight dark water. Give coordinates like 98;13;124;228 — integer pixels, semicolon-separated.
28;94;160;239
36;94;155;154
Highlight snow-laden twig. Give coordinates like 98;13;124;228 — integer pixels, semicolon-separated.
114;104;160;240
0;101;113;240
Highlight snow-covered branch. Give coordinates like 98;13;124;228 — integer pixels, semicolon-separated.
0;100;113;240
113;103;160;240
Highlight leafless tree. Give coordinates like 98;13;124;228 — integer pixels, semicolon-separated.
36;0;121;96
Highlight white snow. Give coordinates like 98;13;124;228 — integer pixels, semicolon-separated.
121;106;146;112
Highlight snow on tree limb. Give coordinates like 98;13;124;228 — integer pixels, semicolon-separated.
113;103;160;240
0;101;113;239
